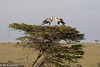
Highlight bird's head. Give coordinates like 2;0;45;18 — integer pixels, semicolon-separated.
50;16;53;20
55;16;58;19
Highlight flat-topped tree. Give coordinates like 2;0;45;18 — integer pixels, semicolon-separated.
9;23;84;67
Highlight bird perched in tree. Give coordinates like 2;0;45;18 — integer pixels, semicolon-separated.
42;16;53;25
55;16;66;25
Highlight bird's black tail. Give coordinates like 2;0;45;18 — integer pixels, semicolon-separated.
63;22;66;24
42;22;45;25
61;21;66;25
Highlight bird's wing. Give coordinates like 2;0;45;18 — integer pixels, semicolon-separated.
59;18;66;24
43;19;47;22
42;18;49;22
46;18;51;21
59;18;63;22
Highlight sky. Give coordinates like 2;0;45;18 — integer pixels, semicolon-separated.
0;0;100;43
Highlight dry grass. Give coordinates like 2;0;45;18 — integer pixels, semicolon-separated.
0;43;38;67
78;43;100;67
0;43;100;67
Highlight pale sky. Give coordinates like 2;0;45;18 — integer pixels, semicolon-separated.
0;0;100;43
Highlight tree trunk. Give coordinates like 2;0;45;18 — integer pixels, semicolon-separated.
31;51;44;67
35;59;44;67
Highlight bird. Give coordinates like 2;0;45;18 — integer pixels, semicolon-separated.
55;16;66;25
42;16;53;25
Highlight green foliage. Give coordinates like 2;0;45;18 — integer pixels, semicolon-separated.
9;23;84;67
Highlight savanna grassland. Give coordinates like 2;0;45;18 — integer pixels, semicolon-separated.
0;43;100;67
0;43;39;67
79;43;100;67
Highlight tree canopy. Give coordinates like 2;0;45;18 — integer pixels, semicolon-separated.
9;23;84;67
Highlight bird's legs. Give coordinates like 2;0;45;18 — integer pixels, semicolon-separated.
49;22;51;25
58;22;60;25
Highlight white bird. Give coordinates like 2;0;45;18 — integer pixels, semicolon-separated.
55;16;66;25
42;16;53;25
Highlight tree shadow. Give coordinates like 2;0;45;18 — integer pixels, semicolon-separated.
97;63;100;67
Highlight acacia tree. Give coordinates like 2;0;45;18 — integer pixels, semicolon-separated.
95;40;99;43
9;23;84;67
